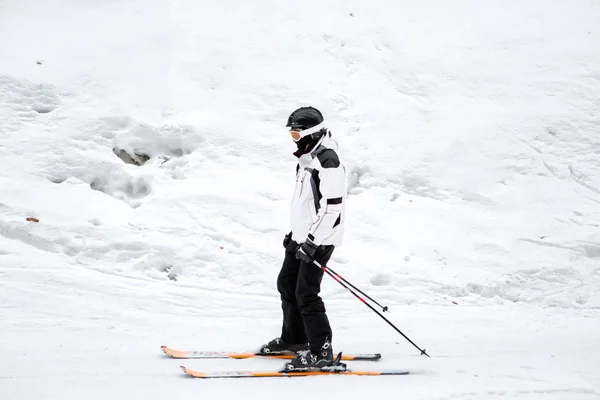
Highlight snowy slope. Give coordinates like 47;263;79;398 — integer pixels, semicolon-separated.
1;1;599;399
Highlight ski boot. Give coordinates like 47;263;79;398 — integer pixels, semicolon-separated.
283;341;347;372
258;337;307;355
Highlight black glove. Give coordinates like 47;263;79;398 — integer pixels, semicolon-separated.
295;239;318;263
283;232;292;249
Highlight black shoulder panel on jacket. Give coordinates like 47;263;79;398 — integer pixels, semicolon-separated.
316;149;340;168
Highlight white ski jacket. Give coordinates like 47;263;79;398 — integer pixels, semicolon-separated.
290;134;346;247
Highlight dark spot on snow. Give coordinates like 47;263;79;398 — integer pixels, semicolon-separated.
160;265;178;281
113;148;151;166
49;176;67;184
32;104;55;114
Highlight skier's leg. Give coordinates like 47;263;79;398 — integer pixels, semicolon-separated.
296;245;334;352
276;243;307;345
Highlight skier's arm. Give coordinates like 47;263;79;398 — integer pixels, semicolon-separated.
307;163;345;246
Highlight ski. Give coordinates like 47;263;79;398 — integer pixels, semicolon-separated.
161;346;381;361
180;365;409;379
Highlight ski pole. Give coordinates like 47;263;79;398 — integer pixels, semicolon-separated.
313;260;430;358
318;262;389;313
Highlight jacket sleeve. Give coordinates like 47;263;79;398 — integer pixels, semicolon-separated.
307;164;345;245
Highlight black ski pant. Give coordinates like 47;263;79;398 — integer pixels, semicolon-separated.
277;240;334;353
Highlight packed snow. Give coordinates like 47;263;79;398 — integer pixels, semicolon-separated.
1;0;599;399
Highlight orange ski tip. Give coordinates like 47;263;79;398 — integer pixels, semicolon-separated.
181;366;193;374
181;366;192;375
162;346;188;358
181;366;208;378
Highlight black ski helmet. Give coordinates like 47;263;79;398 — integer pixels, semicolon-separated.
286;106;324;130
286;107;328;156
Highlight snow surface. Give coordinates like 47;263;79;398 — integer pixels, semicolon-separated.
1;0;599;399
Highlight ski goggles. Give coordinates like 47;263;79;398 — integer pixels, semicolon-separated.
289;129;303;142
289;121;327;142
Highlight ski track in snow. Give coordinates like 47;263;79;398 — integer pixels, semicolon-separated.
1;0;600;399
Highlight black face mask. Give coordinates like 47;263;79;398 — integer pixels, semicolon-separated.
293;134;322;157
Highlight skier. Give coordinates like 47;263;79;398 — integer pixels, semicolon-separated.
260;106;346;370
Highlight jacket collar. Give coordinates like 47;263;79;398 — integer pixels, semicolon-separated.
296;135;327;164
